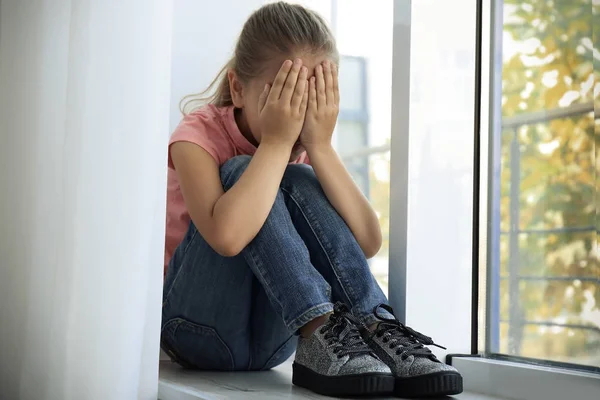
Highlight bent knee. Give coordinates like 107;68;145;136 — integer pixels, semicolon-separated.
221;155;252;172
220;155;252;187
282;163;320;190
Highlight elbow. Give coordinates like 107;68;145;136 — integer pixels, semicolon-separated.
362;230;382;259
211;229;247;258
189;214;249;257
214;244;242;258
212;239;244;258
363;242;382;260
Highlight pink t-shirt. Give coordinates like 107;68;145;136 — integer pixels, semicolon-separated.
164;104;309;274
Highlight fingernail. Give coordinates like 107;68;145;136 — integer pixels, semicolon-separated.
302;66;307;73
284;60;293;67
294;58;302;65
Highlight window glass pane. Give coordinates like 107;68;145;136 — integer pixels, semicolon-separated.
338;57;364;112
336;0;393;148
368;151;391;297
344;152;391;297
337;120;367;156
488;0;599;367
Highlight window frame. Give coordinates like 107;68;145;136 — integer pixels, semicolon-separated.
389;0;600;398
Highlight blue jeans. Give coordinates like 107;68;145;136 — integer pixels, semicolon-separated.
161;156;389;371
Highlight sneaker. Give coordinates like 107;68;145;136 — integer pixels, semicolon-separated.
292;303;395;397
364;304;463;398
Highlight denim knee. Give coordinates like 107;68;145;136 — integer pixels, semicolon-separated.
282;163;322;194
220;155;252;189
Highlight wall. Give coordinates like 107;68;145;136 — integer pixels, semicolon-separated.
169;0;264;132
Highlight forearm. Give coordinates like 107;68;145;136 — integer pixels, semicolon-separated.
212;142;292;253
306;145;382;258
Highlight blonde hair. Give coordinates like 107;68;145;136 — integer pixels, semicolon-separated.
179;1;338;114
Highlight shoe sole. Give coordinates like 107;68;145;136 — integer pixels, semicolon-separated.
394;371;463;398
292;362;395;397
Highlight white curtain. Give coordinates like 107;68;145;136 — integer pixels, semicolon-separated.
0;1;173;399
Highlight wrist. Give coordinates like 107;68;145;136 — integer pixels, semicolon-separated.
259;139;295;153
305;142;335;157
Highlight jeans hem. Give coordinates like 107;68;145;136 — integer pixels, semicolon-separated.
287;302;334;332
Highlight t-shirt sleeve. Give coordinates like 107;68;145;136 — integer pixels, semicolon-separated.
168;111;220;168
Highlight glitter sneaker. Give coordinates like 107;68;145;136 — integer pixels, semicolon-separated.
292;303;394;397
364;304;463;398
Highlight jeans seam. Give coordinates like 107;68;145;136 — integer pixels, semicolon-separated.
244;243;285;317
257;335;295;371
246;244;331;331
162;317;235;370
163;227;199;307
356;312;381;327
280;186;357;309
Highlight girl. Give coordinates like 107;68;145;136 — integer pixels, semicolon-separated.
161;2;462;398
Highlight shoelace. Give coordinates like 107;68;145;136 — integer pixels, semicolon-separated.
372;304;446;360
319;303;374;358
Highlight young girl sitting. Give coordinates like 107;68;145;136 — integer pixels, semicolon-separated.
161;2;462;397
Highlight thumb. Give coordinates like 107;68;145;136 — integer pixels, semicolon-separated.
258;83;270;112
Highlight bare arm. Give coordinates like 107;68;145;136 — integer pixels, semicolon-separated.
171;141;293;256
171;59;309;256
307;145;382;258
301;61;382;258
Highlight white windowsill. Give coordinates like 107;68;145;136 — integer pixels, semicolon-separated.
452;357;600;400
158;359;508;400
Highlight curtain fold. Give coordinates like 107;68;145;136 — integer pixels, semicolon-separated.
0;1;173;399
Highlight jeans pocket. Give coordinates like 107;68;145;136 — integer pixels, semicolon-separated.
161;317;234;371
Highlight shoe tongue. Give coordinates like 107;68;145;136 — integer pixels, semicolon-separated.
378;323;405;337
328;315;353;339
333;302;351;314
325;316;374;357
330;306;359;330
379;324;419;346
378;325;441;360
336;323;354;341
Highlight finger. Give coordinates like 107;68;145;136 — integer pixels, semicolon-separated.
267;60;293;102
324;61;334;105
300;82;309;114
281;58;303;102
332;63;340;106
258;83;270;111
291;66;308;110
315;64;326;109
309;76;317;112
